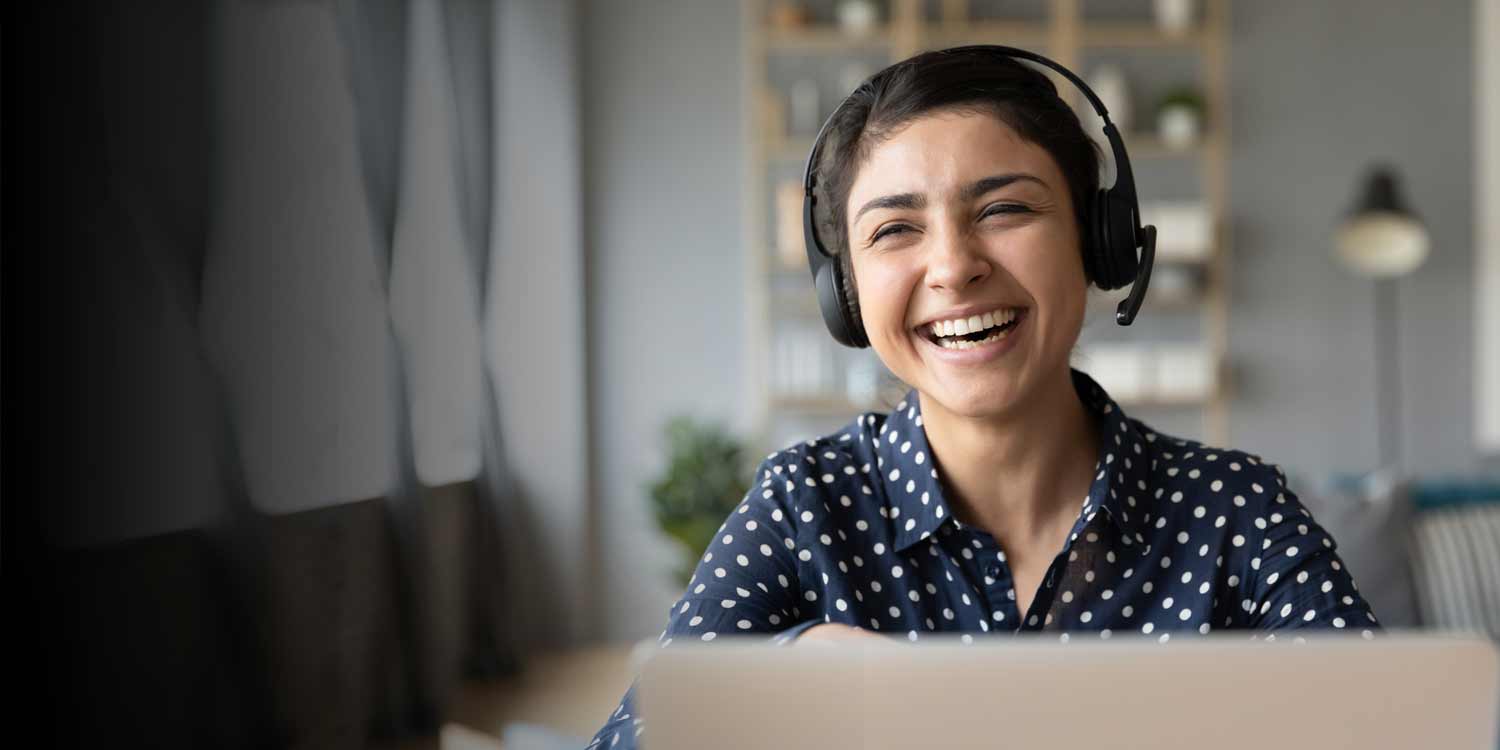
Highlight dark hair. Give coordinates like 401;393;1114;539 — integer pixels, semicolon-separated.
814;47;1103;318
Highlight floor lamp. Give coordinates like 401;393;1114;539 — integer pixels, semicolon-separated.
1335;165;1431;481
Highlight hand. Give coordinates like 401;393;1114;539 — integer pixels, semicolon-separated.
793;622;890;646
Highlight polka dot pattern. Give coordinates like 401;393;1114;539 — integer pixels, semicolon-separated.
588;369;1381;750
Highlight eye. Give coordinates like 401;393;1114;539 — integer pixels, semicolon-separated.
981;203;1030;219
871;223;911;242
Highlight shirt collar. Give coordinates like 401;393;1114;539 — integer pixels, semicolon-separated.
875;368;1155;556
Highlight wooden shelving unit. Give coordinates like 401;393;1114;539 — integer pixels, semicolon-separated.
743;0;1232;453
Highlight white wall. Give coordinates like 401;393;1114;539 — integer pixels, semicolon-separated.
582;0;751;641
1477;0;1500;456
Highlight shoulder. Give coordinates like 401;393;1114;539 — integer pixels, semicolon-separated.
747;410;886;534
1132;419;1297;522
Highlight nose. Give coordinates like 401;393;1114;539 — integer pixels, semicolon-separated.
925;223;992;293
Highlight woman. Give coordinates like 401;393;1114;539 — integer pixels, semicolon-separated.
588;47;1379;750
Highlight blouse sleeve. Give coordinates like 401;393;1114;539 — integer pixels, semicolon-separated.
1237;467;1382;634
586;457;823;749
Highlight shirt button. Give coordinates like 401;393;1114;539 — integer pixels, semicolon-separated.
985;564;1001;578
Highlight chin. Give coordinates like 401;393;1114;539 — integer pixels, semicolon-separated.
920;376;1026;420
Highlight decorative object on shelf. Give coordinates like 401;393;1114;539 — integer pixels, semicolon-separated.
1139;201;1212;263
1155;86;1205;150
1153;0;1196;35
767;0;810;30
788;78;821;138
1335;164;1430;477
647;416;751;585
1086;63;1132;147
835;0;880;36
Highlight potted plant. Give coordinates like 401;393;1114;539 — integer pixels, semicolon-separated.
1156;86;1205;149
647;416;753;585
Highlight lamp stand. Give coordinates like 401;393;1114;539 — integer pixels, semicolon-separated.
1374;277;1402;476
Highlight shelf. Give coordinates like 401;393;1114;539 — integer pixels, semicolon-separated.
1088;290;1204;314
1081;23;1207;49
1113;392;1216;408
765;25;894;53
1123;132;1213;159
924;20;1050;47
771;394;878;415
748;0;1233;448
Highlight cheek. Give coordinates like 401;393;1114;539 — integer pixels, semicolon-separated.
1003;222;1089;332
851;258;917;334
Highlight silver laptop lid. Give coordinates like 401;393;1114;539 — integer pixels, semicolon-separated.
637;633;1498;750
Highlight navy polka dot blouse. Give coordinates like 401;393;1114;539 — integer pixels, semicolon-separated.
588;368;1380;750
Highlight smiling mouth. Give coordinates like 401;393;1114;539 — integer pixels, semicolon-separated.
918;309;1027;350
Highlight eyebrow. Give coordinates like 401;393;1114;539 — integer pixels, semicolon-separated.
852;173;1048;225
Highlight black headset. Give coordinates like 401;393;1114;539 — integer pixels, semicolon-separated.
802;44;1157;349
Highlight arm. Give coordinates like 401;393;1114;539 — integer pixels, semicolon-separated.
1238;468;1382;634
586;458;819;750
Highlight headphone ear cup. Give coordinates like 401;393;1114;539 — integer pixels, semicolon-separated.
1087;189;1115;288
815;261;867;348
1106;190;1141;286
1089;188;1141;290
837;256;869;348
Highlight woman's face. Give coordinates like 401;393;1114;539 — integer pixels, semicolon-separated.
844;108;1088;420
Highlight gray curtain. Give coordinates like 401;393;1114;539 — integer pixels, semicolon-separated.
28;0;586;745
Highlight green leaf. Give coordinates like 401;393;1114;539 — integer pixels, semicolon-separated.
645;416;753;585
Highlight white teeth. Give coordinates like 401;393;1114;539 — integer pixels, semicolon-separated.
927;308;1020;339
935;324;1012;350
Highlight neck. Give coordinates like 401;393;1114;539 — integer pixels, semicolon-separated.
917;367;1100;544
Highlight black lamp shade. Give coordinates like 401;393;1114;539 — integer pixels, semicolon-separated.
1336;165;1430;278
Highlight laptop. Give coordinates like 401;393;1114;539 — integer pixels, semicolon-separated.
635;632;1498;749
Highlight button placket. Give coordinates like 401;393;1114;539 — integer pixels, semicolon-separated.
962;530;1020;632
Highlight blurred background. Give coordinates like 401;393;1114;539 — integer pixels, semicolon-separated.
6;0;1499;748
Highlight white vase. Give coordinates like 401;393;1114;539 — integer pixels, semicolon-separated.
1153;0;1195;34
1088;64;1132;134
836;0;879;36
1157;105;1201;149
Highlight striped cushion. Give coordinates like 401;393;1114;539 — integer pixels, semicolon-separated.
1411;504;1500;639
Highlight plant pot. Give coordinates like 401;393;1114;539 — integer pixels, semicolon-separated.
1157;104;1201;149
1088;64;1132;135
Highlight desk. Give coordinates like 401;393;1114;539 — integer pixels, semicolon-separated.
380;644;638;750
